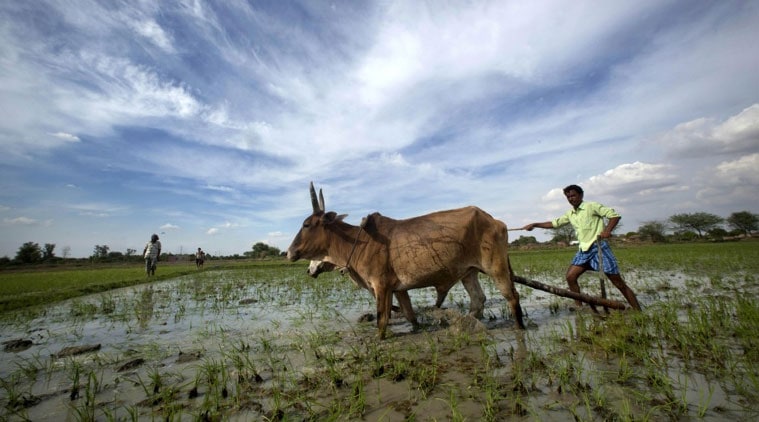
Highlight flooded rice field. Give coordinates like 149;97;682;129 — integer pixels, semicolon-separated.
1;262;758;421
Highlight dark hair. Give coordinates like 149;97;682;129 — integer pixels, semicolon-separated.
563;185;584;196
151;234;159;242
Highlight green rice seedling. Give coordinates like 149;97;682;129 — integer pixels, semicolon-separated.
438;387;464;422
69;369;103;422
70;300;99;318
0;372;37;414
616;352;634;384
696;381;715;418
68;360;83;401
98;293;116;315
197;357;230;413
13;354;42;380
349;376;366;418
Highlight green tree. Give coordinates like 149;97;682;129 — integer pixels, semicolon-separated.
248;242;281;259
638;221;668;242
550;225;575;244
669;212;724;238
511;235;539;247
42;243;56;260
16;242;42;263
92;245;110;259
726;211;758;236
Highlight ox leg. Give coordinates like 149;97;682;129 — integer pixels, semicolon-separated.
393;291;418;326
434;287;449;308
493;272;526;330
461;273;486;319
375;286;394;339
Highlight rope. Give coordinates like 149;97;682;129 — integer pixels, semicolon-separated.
344;225;364;269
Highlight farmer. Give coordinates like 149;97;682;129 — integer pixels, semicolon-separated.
143;234;162;277
521;185;642;310
195;247;205;269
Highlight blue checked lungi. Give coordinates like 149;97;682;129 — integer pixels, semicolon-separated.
571;240;620;274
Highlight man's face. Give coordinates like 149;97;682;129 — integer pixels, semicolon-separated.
564;189;583;208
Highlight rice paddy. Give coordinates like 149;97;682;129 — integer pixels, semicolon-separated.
1;241;758;420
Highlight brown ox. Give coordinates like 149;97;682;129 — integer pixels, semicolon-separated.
307;259;486;321
287;183;524;338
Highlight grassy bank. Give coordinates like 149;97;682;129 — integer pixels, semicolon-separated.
0;259;297;314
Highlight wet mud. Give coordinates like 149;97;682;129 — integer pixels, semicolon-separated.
1;267;757;420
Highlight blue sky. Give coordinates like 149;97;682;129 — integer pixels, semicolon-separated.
1;1;758;258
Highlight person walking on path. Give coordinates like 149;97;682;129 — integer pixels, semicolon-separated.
143;234;162;277
195;247;205;269
520;185;642;310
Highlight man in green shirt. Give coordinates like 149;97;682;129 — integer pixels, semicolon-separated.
521;185;641;310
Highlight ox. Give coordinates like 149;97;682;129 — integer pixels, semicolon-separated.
287;183;524;338
307;259;486;322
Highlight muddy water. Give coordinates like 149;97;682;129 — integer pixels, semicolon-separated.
0;266;756;420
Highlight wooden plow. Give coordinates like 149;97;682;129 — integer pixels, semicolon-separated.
511;274;626;310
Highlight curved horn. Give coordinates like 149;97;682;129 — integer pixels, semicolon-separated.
318;188;325;212
310;182;320;212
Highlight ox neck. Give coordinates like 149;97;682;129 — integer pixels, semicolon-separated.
343;224;364;270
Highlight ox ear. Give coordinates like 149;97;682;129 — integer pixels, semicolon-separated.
360;212;379;233
322;211;348;225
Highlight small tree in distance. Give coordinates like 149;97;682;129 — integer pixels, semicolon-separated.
92;245;110;260
247;242;281;259
727;211;758;236
669;212;723;238
550;225;575;244
16;242;42;263
42;243;56;260
638;221;668;242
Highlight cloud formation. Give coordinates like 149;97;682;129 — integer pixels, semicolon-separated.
0;1;757;257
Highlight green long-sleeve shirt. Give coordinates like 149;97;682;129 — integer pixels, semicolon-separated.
552;201;620;251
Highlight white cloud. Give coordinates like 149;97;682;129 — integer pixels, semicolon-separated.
130;19;174;52
160;223;180;230
204;185;235;192
660;103;759;157
206;228;219;235
586;162;678;196
713;153;759;186
3;216;37;225
49;132;81;142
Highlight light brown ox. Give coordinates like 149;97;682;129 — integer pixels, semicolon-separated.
287;183;525;338
307;258;486;323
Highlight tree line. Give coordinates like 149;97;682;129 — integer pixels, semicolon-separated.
2;241;283;266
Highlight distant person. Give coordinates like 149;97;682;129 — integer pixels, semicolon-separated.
521;185;641;310
143;234;162;277
195;248;205;269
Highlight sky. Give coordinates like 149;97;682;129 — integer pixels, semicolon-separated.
1;0;758;259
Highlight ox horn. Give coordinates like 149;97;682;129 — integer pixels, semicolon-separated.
319;188;325;212
310;182;320;212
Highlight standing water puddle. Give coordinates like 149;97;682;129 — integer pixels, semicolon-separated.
1;266;757;420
